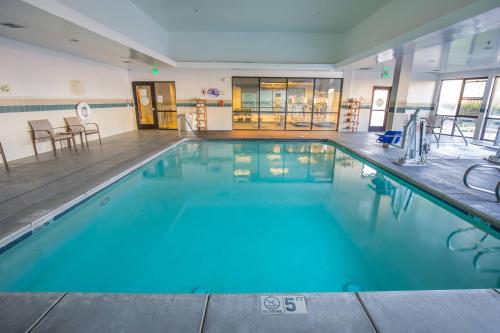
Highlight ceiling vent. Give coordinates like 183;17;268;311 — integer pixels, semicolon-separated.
1;22;26;29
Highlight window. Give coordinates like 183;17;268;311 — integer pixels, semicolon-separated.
312;79;342;130
436;78;487;138
482;76;500;141
260;78;287;130
233;77;259;129
232;77;342;131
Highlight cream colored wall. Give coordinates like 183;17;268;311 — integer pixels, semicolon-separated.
0;37;136;162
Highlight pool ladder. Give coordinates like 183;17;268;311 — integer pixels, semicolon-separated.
463;164;500;202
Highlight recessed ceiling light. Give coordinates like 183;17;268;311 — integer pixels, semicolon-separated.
1;22;26;29
428;60;436;63
432;69;440;72
69;38;79;42
122;60;132;64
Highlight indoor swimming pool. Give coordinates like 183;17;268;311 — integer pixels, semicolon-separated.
0;140;498;293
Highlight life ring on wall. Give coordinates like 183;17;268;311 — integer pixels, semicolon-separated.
76;102;91;121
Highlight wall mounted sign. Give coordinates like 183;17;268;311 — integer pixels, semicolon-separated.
201;88;222;97
70;80;85;95
0;83;10;93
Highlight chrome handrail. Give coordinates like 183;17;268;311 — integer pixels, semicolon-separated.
463;164;500;202
177;113;196;137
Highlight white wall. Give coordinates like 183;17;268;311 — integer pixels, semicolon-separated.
0;37;136;162
340;70;437;132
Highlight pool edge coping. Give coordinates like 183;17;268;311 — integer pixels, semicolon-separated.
1;136;498;252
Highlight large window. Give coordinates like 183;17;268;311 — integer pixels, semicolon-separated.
232;77;342;130
482;76;500;141
436;78;487;138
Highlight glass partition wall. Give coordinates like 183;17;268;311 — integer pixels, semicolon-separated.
233;77;342;130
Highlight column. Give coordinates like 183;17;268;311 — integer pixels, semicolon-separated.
385;52;414;130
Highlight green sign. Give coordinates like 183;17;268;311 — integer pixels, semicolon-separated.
382;66;391;79
152;67;159;76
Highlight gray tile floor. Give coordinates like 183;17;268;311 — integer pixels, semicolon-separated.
1;290;499;332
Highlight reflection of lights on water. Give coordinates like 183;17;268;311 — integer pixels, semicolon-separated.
272;145;281;153
266;154;281;161
298;156;309;164
235;155;252;163
362;165;377;176
270;168;289;175
297;156;317;164
234;169;251;176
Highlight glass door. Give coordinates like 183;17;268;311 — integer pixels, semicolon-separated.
155;82;178;129
132;81;178;130
133;82;157;129
369;86;391;132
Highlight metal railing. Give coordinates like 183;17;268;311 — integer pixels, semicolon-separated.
176;113;196;137
463;164;500;202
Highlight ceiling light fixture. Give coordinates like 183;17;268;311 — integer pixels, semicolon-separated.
122;60;132;64
376;49;394;63
69;38;79;42
428;60;436;63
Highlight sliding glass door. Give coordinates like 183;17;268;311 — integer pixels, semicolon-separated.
232;77;342;131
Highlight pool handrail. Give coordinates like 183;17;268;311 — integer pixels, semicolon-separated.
463;164;500;202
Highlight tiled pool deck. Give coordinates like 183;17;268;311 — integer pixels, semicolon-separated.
1;290;499;332
0;130;499;332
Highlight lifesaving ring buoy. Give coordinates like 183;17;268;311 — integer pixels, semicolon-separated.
76;102;91;121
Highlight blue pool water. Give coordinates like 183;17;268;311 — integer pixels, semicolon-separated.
0;141;499;293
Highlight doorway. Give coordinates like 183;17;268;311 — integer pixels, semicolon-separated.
132;81;177;129
368;86;391;132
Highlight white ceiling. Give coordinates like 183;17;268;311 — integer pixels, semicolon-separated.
348;11;500;74
0;1;168;70
131;0;390;33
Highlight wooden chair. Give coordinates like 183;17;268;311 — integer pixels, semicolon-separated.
0;142;8;171
28;119;77;156
64;117;102;148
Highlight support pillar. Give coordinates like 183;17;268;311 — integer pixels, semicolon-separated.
385;52;414;131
